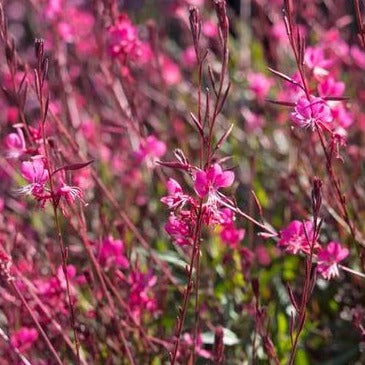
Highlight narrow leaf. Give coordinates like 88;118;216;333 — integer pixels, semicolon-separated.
52;160;94;176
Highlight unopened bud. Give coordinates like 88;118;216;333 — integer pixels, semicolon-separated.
214;0;229;41
311;176;322;216
189;6;201;57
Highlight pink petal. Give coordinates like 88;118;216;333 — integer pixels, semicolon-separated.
215;170;235;188
207;164;222;182
166;178;182;194
194;171;209;197
20;161;35;183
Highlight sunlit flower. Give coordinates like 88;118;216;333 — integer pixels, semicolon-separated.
278;220;318;255
291;95;333;129
19;158;50;201
317;241;349;280
194;164;234;199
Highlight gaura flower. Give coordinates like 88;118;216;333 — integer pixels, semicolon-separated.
291;95;333;129
317;241;349;280
277;220;318;255
194;164;234;199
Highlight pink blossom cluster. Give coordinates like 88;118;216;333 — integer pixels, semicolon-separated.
273;40;354;135
95;236;158;321
18;157;83;207
278;220;349;280
219;208;245;249
162;163;243;248
4;121;87;208
127;270;158;322
107;14;152;65
135;135;167;166
44;0;96;56
10;327;38;353
291;96;333;130
20;264;85;316
98;236;129;270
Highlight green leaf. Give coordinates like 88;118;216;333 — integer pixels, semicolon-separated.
155;251;187;269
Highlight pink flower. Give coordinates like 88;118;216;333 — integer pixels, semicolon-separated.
218;208;245;248
241;107;264;132
56;264;79;293
135;135;166;165
271;22;288;44
331;104;353;129
318;77;345;97
57;22;74;42
161;56;182;86
182;45;197;68
202;20;218;38
220;224;245;248
19;158;50;201
161;178;190;209
255;244;271;266
165;213;192;246
56;183;84;205
247;72;273;102
11;327;38;353
108;14;138;57
278;220;317;255
44;0;63;20
128;270;158;322
4;127;26;158
182;333;212;359
291;95;333;129
21;158;48;185
317;241;349;280
304;46;333;76
107;13;151;64
99;236;129;269
194;164;234;198
218;207;234;225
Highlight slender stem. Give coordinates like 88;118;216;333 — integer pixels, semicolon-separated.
10;281;63;365
288;228;316;365
0;325;32;365
207;36;229;166
39;77;81;364
170;202;204;365
75;210;150;357
52;204;81;364
192;237;202;363
18;273;87;364
339;265;365;279
218;198;277;237
315;125;357;241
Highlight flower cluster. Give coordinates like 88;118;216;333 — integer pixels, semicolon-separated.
291;96;333;130
219;208;245;249
32;264;84;314
317;241;349;280
98;236;129;270
135;135;167;167
278;220;349;280
3;121;88;208
128;270;158;322
17;156;84;207
107;14;152;65
162;163;242;248
10;327;38;353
